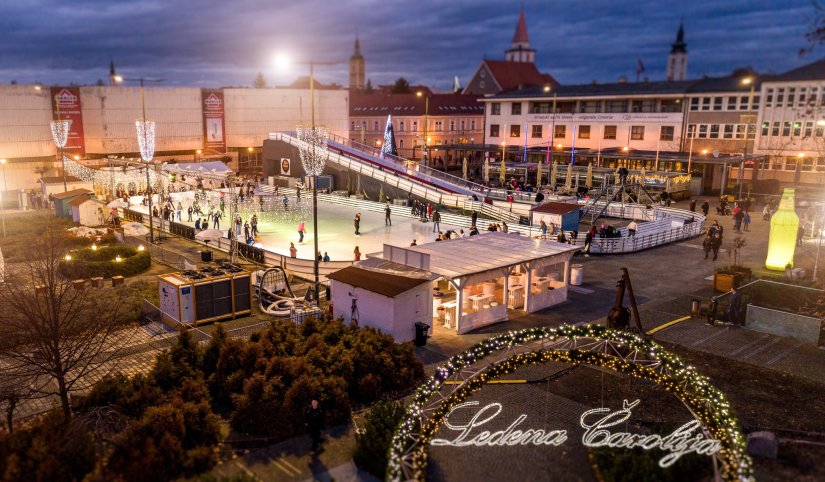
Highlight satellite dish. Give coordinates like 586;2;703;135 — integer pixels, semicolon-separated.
712;150;720;158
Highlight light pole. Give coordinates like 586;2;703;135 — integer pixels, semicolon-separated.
416;91;430;165
278;54;339;304
114;76;164;243
0;159;6;237
740;77;756;200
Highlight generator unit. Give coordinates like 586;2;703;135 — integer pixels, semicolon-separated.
158;265;252;326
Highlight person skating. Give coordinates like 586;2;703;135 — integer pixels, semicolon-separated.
354;212;361;236
213;210;221;229
432;210;441;233
306;399;323;452
250;214;258;237
627;220;638;237
743;211;751;232
244;222;250;241
322;252;330;262
540;220;548;239
584;226;596;256
235;215;242;237
289;242;297;258
354;246;361;261
385;204;392;226
298;219;306;243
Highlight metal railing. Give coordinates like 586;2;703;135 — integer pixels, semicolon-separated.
707;279;824;325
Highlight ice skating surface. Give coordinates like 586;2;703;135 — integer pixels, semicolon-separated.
136;202;463;262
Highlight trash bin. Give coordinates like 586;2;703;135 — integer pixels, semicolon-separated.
570;264;583;286
414;322;430;347
201;250;213;262
691;298;701;316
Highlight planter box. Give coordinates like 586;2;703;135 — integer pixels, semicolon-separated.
713;269;752;293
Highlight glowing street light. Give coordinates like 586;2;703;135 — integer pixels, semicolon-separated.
701;149;709;155
416;91;430;164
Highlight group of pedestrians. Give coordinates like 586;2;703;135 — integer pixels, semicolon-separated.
702;220;725;261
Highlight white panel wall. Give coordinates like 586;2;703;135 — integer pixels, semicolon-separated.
81;86;203;154
0;85;55;159
224;88;349;147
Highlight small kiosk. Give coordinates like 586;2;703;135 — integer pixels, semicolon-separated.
531;202;581;232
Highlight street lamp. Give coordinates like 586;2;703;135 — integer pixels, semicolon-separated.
740;76;756;199
114;76;164;243
278;53;339;304
417;91;430;165
0;158;6;237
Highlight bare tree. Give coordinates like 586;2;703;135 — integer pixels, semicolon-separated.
253;72;267;89
0;217;135;420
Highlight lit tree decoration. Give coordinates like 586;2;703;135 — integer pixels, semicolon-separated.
381;115;398;158
50;120;70;148
296;125;329;176
135;120;156;162
386;324;754;482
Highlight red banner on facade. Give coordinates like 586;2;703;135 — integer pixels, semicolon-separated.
50;87;86;156
202;89;226;153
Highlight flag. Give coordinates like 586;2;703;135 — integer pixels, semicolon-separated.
636;59;645;75
453;76;461;93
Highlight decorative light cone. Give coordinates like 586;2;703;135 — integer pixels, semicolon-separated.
135;120;156;161
499;158;506;184
585;162;593;188
564;163;572;192
462;157;468;180
50;120;70;148
765;188;799;270
296;125;329;176
550;160;557;188
536;160;543;188
640;167;646;185
381;115;398;158
483;158;489;183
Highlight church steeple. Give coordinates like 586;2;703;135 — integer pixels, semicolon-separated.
109;59;118;85
349;33;365;90
505;8;536;63
666;21;688;81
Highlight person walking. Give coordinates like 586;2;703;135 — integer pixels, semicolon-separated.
701;201;710;217
727;285;744;326
471;210;478;227
177;202;183;221
194;218;201;230
427;203;433;221
289;242;297;258
627;220;638;237
251;214;258;237
298;219;306;243
213;210;221;229
762;204;771;221
710;233;723;261
689;199;696;212
743;211;751;232
354;213;361;236
432;210;441;233
306;399;323;452
354;246;361;261
385;204;392;226
502;221;509;233
243;222;250;241
584;226;596;256
702;233;713;260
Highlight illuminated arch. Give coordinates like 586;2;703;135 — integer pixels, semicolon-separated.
387;324;753;482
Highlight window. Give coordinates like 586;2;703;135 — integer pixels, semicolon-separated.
511;102;522;115
603;125;617;139
630;125;645;140
687;124;697;138
713;97;723;111
435;121;443;131
801;156;815;171
701;97;711;111
739;96;749;110
793;121;802;137
351;121;357;130
735;124;746;139
752;95;760;107
761;121;769;136
460;120;465;131
399;121;405;132
817;121;825;137
698;124;708;138
747;124;756;139
788;88;796;105
799;87;807;104
772;121;780;137
412;121;418;132
660;126;674;141
374;121;379;132
709;124;720;138
782;121;791;137
776;88;785;106
723;124;734;139
660;99;682;112
766;89;774;106
489;124;500;137
531;102;553;113
784;156;797;171
605;100;626;113
471;120;476;130
491;103;501;115
554;125;566;138
510;124;521;137
578;125;591;139
690;97;700;111
631;100;655;112
531;125;543;138
449;120;455;131
399;139;404;149
810;87;819;105
727;97;737;110
805;121;813;138
580;100;601;113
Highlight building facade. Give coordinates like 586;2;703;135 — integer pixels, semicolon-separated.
349;93;484;161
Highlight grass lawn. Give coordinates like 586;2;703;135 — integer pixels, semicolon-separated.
0;211;77;262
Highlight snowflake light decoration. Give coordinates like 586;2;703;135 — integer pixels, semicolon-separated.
135;120;156;161
50;120;70;148
296;125;329;176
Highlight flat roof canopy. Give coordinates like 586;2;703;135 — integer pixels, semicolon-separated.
386;232;579;280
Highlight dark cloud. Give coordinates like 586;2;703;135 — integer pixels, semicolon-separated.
0;0;816;89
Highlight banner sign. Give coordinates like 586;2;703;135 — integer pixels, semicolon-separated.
50;87;86;156
201;89;226;153
280;158;291;176
527;112;683;123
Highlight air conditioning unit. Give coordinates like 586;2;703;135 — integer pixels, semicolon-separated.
158;266;252;326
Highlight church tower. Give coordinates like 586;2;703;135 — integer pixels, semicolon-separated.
349;35;365;90
504;8;536;63
666;22;687;81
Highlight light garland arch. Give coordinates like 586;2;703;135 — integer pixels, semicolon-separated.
387;324;753;482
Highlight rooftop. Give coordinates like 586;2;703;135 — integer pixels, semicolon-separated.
350;93;484;116
52;188;92;200
482;60;559;93
326;266;431;298
38;176;85;184
531;202;581;215
389;232;579;280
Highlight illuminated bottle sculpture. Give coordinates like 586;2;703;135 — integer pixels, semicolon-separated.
765;188;799;270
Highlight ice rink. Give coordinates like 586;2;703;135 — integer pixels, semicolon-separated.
134;201;464;261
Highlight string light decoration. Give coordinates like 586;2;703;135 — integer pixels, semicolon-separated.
386;324;753;482
50;120;70;148
135;120;156;161
63;156;161;191
381;115;398;157
296;125;329;176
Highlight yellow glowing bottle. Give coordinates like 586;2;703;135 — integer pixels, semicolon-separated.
765;188;799;270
